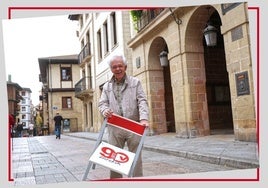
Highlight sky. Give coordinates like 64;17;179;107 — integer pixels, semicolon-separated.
2;15;80;106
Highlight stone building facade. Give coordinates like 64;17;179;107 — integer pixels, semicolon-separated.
128;3;256;141
7;75;23;124
38;55;83;135
69;3;257;142
68;11;133;132
19;88;32;129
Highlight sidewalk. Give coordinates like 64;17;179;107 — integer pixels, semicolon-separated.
10;131;259;186
65;131;259;169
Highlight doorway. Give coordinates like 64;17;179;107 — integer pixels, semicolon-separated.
204;10;234;134
163;65;175;132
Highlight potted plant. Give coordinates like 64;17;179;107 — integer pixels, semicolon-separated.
130;10;143;31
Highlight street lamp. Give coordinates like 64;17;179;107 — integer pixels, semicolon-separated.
203;7;217;47
203;22;217;47
159;51;169;67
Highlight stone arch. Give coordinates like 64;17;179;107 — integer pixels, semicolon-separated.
147;36;175;134
181;5;234;136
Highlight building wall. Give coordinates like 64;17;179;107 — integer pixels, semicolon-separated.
72;4;256;142
7;82;22;123
19;89;32;129
94;11;133;130
75;11;133;132
40;58;83;135
220;3;256;141
50;64;81;88
7;85;19;116
128;4;256;142
47;91;82;133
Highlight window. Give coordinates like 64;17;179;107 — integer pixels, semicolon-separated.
79;40;85;64
62;97;72;109
81;39;85;49
110;12;117;47
63;119;70;132
79;16;83;30
21;106;26;111
21;91;26;96
103;22;109;54
97;29;102;60
87;64;92;88
86;31;90;44
21;99;26;104
61;67;72;81
206;84;231;105
85;13;89;20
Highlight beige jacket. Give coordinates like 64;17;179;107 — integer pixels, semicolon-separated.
98;75;149;122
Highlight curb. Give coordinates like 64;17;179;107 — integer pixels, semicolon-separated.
66;134;259;169
143;146;259;169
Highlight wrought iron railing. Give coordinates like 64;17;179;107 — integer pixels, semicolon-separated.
75;76;92;94
136;8;165;32
78;42;91;64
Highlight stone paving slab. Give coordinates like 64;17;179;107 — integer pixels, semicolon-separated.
67;132;259;169
10;133;259;186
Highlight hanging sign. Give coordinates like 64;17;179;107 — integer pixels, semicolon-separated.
89;142;135;176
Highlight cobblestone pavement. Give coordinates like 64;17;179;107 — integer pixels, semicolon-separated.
10;133;259;186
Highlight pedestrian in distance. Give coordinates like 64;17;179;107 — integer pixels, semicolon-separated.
8;114;15;138
98;54;149;179
16;122;23;137
53;112;63;139
28;123;34;137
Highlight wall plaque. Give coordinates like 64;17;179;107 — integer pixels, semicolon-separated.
235;71;250;96
136;57;141;68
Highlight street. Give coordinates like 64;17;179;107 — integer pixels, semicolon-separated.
11;134;239;186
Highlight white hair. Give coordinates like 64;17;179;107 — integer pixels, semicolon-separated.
107;54;127;68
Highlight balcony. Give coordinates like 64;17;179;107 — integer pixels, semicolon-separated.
78;42;91;65
136;8;165;32
75;76;94;100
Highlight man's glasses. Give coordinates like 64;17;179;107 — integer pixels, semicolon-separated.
111;64;125;70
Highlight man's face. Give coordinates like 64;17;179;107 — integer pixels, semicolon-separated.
110;57;127;81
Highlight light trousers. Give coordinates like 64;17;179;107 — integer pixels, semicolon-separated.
108;125;143;178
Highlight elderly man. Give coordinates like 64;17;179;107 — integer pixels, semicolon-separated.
98;54;149;179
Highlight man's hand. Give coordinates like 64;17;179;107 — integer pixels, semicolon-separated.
140;119;149;127
103;109;113;118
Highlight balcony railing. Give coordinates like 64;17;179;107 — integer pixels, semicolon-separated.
75;76;94;99
136;8;165;32
78;42;91;65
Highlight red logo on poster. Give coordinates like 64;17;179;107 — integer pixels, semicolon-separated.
100;146;129;163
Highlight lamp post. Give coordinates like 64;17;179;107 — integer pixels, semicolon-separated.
203;22;217;47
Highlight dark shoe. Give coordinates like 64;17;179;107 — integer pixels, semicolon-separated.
56;136;58;139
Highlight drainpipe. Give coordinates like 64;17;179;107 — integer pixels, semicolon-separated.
90;12;95;131
49;58;53;135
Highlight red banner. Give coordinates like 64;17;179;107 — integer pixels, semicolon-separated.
107;114;145;136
